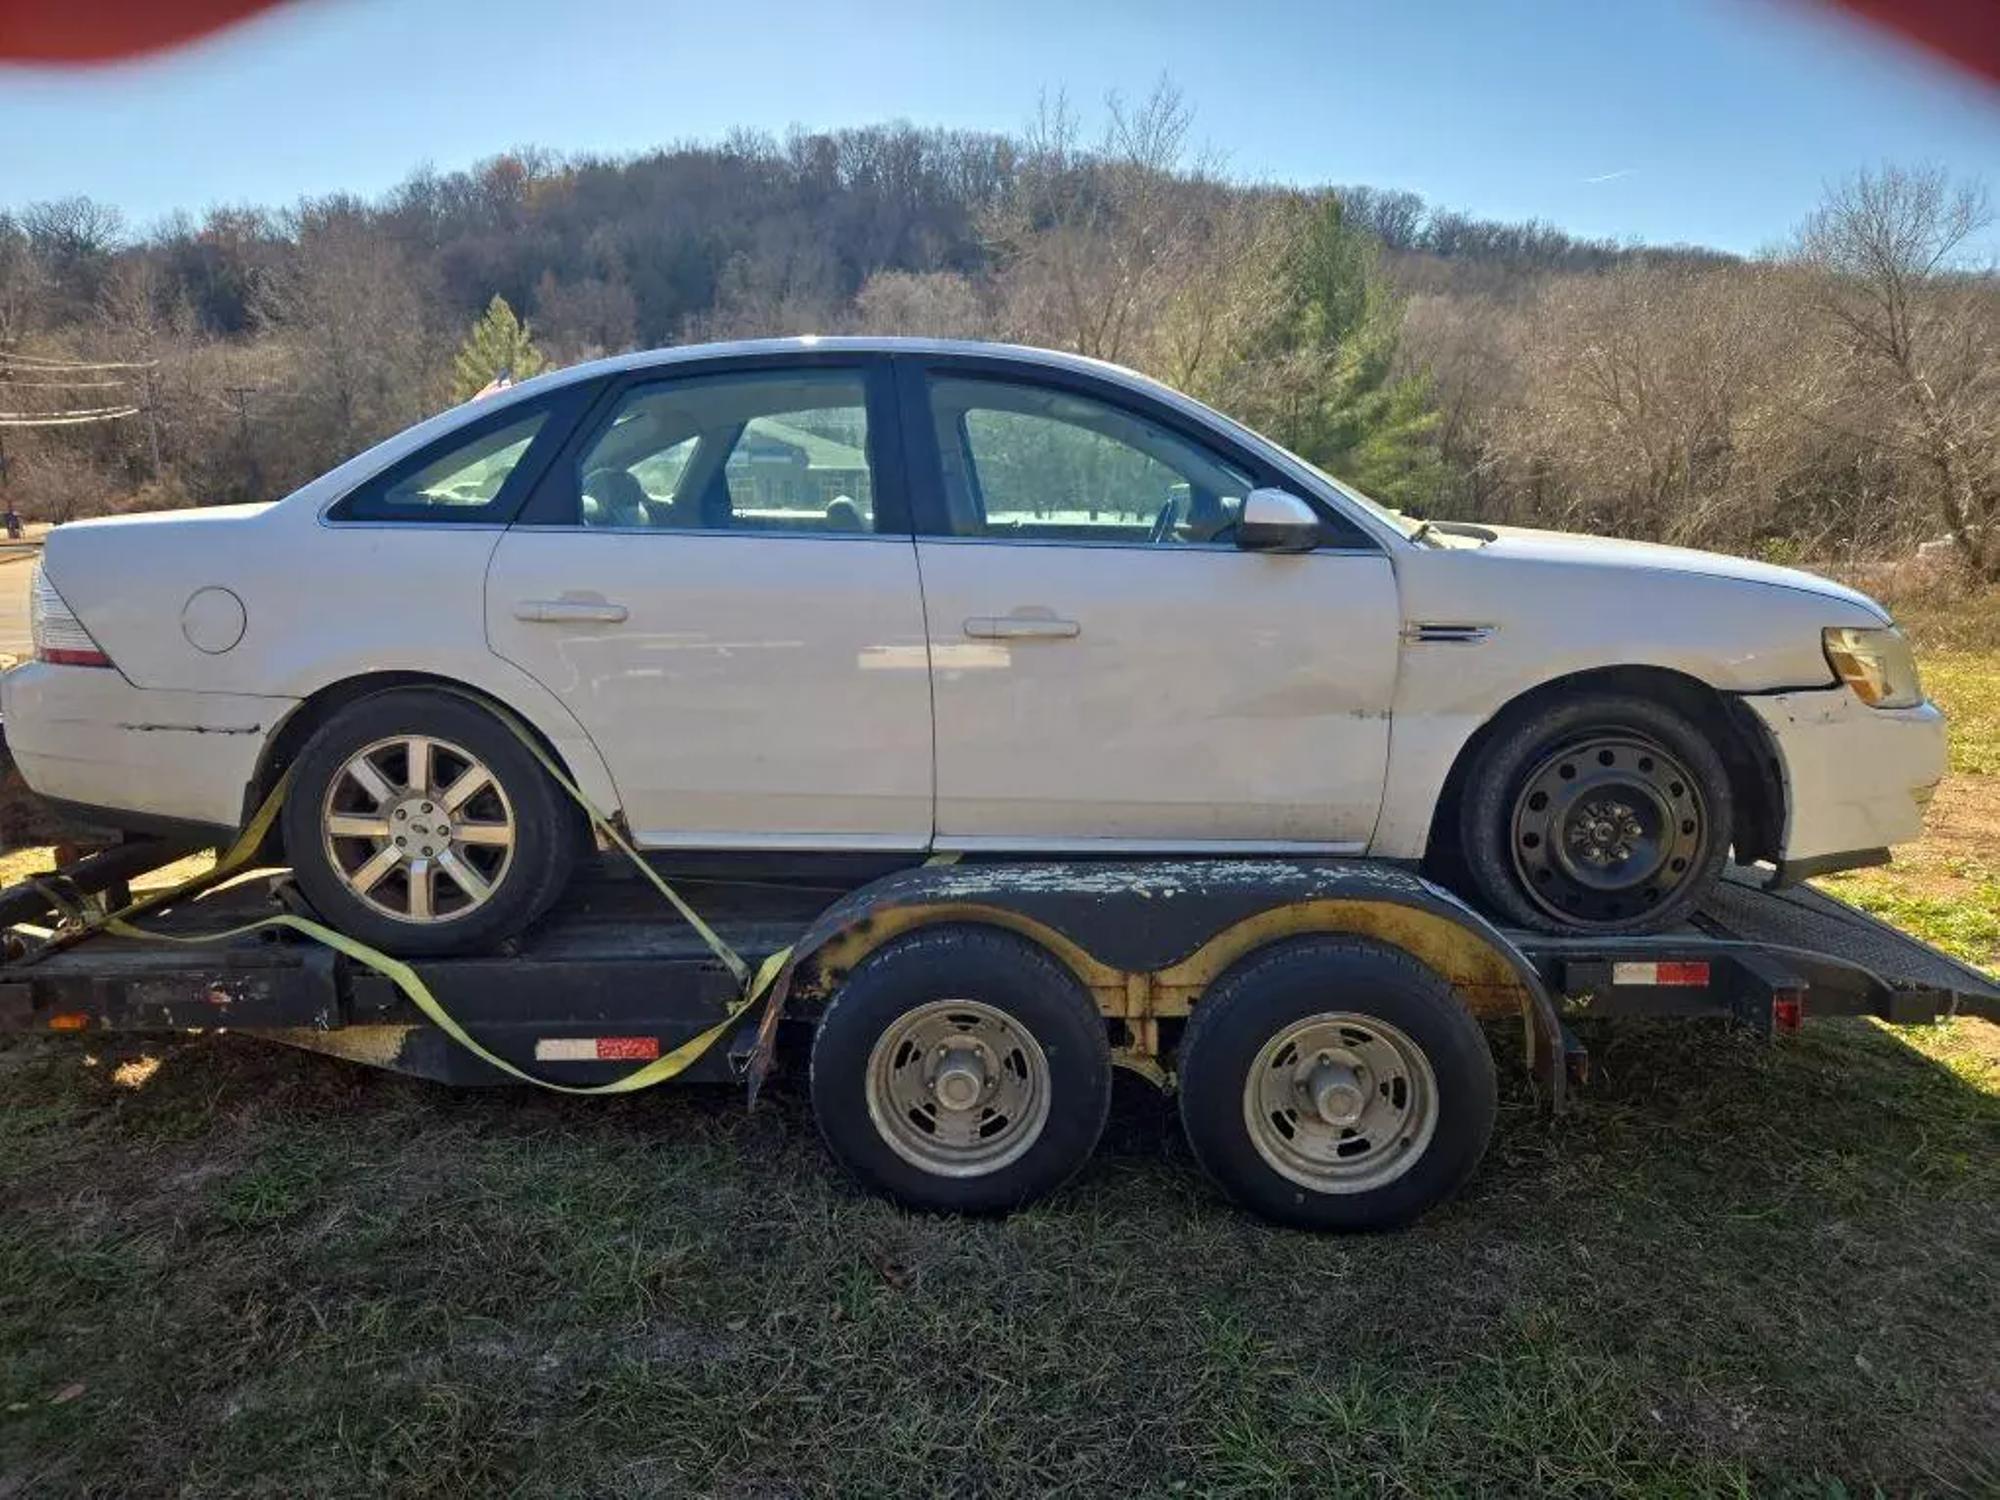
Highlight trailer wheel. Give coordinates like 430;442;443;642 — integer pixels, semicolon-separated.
1177;937;1496;1231
810;925;1112;1214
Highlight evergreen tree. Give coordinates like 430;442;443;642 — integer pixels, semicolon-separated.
450;295;546;402
1258;198;1443;511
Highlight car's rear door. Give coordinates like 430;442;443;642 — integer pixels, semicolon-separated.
899;356;1400;850
486;355;934;848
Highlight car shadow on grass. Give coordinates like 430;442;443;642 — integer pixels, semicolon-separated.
1;1018;1994;1497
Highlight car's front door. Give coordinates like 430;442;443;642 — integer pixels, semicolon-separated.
486;359;934;848
901;361;1400;850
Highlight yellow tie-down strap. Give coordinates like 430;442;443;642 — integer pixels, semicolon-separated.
31;696;790;1095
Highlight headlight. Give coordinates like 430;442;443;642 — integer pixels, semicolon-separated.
1823;626;1923;709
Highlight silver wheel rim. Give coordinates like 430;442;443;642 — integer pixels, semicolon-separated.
1243;1012;1438;1194
320;734;516;925
864;998;1052;1178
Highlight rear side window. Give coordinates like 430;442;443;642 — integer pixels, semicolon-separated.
329;399;570;524
571;369;881;534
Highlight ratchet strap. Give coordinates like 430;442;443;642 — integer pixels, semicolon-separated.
20;699;791;1095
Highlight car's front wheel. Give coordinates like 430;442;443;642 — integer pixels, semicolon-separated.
280;688;581;956
1458;693;1732;934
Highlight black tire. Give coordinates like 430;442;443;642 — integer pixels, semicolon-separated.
810;925;1113;1215
1457;693;1732;934
280;688;581;957
1177;937;1496;1231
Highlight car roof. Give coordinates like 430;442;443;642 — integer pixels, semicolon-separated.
507;337;1177;404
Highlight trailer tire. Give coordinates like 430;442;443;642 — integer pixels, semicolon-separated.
1177;937;1496;1231
810;925;1112;1215
281;689;580;957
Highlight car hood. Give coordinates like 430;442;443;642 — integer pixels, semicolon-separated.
1464;525;1889;621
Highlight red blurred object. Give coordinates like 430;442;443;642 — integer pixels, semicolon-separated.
1824;0;2000;87
0;0;287;63
1773;993;1805;1034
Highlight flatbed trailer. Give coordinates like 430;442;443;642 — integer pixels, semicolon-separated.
2;837;1992;1229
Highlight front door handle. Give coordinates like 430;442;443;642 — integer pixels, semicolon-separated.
963;615;1081;640
514;598;630;624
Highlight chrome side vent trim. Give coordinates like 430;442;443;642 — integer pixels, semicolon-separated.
1402;622;1496;645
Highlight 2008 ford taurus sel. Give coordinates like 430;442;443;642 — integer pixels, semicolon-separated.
3;338;1947;955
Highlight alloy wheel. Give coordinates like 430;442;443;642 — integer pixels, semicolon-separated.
319;734;516;925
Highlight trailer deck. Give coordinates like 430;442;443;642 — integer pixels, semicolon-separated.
3;854;1992;1093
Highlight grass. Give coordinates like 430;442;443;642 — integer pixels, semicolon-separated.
1;586;1996;1495
1817;582;2000;975
1;1015;1996;1497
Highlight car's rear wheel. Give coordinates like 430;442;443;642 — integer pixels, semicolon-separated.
281;689;580;956
1458;693;1731;934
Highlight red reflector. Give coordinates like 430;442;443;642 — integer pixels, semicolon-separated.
1610;960;1711;987
47;1012;91;1031
595;1036;660;1061
37;647;113;668
1773;994;1805;1033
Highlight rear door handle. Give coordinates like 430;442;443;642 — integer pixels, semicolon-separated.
514;598;629;624
963;615;1081;640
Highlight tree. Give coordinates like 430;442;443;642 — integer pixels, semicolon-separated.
1231;197;1444;511
1794;165;1999;577
450;294;546;402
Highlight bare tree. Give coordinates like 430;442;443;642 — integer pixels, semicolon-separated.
987;79;1213;364
1795;165;1999;576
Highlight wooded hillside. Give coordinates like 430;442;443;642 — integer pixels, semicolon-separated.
3;87;1994;575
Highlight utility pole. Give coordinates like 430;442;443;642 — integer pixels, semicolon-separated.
223;383;259;502
142;364;163;479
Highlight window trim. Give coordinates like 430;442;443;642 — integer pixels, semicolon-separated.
892;354;1380;553
323;381;601;528
512;353;911;538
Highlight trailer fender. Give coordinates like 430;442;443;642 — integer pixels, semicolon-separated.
747;860;1566;1110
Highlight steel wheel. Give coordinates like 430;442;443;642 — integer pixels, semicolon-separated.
1241;1011;1439;1194
1508;733;1708;927
319;733;516;925
863;997;1053;1178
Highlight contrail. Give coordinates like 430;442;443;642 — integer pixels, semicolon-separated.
1582;168;1637;184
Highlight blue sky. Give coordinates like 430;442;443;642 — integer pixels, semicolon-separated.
2;0;1996;254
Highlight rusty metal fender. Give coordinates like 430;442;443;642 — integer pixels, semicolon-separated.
745;859;1566;1110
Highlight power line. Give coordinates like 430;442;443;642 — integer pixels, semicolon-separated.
0;407;141;427
0;353;159;372
0;377;132;389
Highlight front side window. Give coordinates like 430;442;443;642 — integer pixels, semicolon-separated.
332;409;550;523
575;370;879;533
926;376;1253;545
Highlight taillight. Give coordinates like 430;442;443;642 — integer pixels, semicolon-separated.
30;563;114;669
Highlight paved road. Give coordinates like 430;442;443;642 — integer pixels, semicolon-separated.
0;550;35;663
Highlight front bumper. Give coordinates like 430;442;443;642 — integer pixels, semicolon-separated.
0;662;294;834
1742;687;1947;865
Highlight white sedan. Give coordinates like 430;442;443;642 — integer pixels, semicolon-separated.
3;338;1947;955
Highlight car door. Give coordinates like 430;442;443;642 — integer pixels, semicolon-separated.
486;358;934;848
900;359;1401;850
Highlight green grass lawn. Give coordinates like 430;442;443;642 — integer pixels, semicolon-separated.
1817;586;2000;975
2;586;1996;1496
1;1016;1996;1497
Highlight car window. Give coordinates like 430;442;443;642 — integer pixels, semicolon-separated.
925;376;1252;545
575;370;878;533
331;409;549;523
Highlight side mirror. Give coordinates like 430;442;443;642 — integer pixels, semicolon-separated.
1235;488;1320;554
